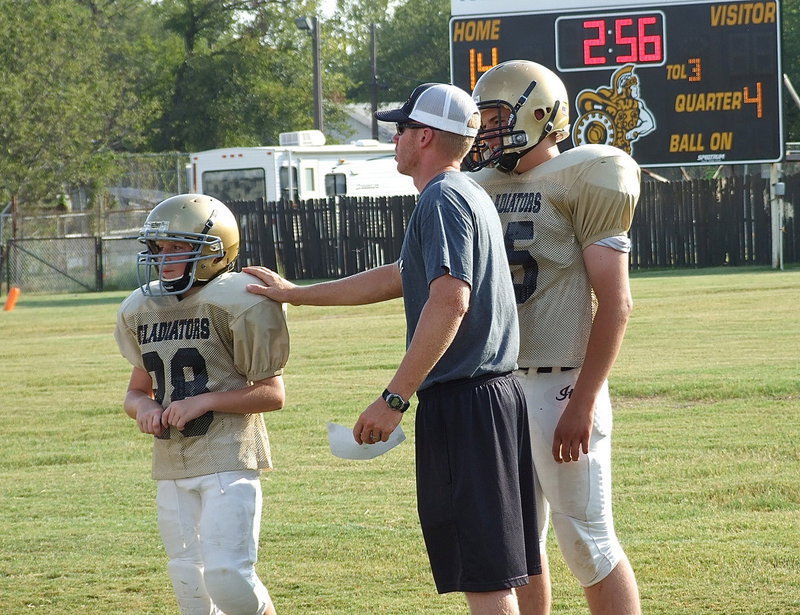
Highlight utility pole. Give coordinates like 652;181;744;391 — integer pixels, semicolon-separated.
370;24;379;140
296;16;324;133
11;195;17;240
311;17;323;132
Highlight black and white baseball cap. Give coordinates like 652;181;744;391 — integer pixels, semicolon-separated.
375;83;479;137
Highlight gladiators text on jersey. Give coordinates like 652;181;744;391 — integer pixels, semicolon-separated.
136;318;211;345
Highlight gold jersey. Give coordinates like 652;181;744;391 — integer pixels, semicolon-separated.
115;271;290;480
475;144;640;368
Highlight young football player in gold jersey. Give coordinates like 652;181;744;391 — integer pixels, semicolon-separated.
114;194;289;615
466;60;642;615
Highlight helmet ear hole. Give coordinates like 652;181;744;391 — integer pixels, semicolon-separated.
534;108;546;121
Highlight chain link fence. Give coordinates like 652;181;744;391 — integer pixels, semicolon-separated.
3;208;150;295
1;152;187;295
6;237;101;293
4;235;144;294
105;152;189;210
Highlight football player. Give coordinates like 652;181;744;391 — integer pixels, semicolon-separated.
466;60;642;615
114;194;289;615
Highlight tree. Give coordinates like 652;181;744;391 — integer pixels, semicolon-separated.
334;0;450;104
781;0;800;143
0;1;137;208
374;0;450;101
148;0;354;151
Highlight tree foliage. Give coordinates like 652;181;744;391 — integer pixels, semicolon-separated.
0;1;130;205
781;0;800;143
330;0;450;103
153;0;308;150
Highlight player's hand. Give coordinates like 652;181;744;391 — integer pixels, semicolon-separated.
552;401;593;463
162;397;209;432
136;404;165;437
353;397;403;445
243;266;298;303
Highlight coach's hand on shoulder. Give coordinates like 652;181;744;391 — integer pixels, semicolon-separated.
243;266;298;304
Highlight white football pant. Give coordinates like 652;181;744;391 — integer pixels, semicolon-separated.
156;470;272;615
515;368;625;587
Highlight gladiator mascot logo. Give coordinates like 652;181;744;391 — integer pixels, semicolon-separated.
572;64;655;155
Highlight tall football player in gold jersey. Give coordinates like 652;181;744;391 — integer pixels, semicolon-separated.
466;61;642;615
115;194;289;615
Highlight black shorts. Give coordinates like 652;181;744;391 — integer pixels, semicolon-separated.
415;372;541;594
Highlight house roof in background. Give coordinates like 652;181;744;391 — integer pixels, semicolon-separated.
330;102;400;144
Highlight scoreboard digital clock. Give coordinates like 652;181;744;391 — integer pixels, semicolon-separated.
449;0;782;167
555;12;665;70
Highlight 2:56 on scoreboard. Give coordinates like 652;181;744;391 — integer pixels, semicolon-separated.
556;12;666;72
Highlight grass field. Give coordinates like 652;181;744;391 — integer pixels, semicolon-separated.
0;266;798;614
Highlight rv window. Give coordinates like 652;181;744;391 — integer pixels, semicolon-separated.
202;168;266;203
325;173;347;196
279;167;299;201
304;167;316;192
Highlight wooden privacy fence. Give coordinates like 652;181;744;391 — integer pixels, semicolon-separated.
631;174;774;268
229;196;415;279
5;174;795;295
226;173;800;279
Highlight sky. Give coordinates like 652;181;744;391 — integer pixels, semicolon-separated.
320;0;336;17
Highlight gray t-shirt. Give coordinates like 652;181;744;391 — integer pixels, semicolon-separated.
399;171;519;390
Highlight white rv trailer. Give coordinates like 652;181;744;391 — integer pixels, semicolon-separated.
187;130;416;203
324;155;417;197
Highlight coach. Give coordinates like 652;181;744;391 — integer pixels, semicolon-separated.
245;82;540;615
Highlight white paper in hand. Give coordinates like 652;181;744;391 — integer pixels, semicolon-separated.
327;422;405;460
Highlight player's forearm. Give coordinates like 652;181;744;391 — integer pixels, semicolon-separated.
197;376;285;415
123;389;161;420
575;299;632;402
579;244;633;402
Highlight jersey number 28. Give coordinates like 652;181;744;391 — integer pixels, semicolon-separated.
143;348;214;438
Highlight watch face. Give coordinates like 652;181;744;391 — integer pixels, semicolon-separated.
383;389;408;412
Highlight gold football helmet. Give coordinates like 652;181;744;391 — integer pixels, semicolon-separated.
136;194;240;296
466;60;570;173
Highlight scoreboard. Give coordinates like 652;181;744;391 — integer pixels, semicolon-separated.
449;0;783;166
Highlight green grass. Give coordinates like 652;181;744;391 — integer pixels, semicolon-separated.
0;266;798;614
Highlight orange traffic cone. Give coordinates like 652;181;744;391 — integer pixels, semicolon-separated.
3;286;21;311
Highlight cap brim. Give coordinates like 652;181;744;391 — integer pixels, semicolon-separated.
374;108;411;123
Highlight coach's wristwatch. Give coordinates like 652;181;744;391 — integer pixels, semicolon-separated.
382;389;410;413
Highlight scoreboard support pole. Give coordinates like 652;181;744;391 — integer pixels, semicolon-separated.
770;163;785;270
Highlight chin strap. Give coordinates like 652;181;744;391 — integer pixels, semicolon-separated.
496;152;523;173
162;270;194;295
496;146;535;173
497;99;563;174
